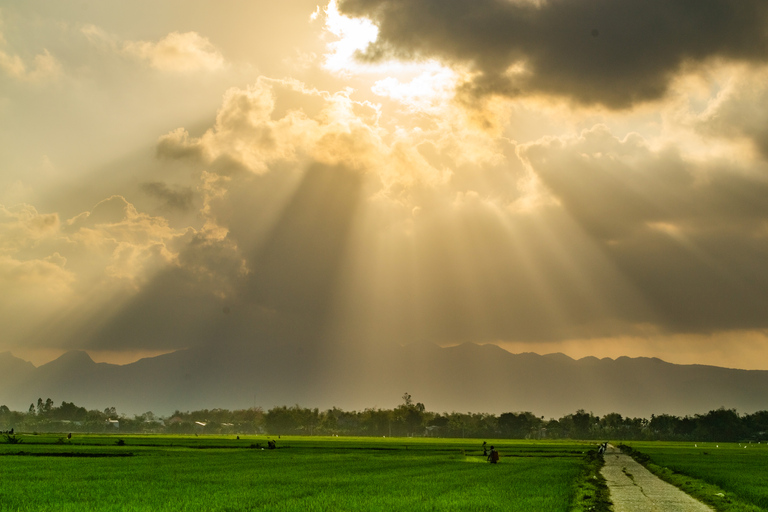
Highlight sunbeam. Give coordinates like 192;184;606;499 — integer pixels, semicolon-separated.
3;0;768;419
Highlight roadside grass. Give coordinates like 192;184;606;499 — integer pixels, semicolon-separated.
570;448;611;512
618;442;768;512
0;435;600;511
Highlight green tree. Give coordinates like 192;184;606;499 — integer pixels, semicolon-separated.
499;412;542;438
393;394;425;436
600;413;624;437
54;401;87;422
695;408;745;442
744;410;768;441
360;408;391;436
265;405;318;435
446;412;469;438
560;410;595;439
648;414;680;440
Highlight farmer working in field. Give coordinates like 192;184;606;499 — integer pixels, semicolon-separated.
487;445;499;464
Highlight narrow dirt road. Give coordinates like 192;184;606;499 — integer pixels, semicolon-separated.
600;445;714;512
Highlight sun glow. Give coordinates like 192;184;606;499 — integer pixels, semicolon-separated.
320;0;459;110
372;64;458;111
5;0;768;378
322;0;380;74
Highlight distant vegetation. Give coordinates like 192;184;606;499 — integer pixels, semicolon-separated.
2;393;767;442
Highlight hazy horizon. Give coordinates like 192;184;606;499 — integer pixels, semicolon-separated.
3;0;768;387
5;341;768;373
4;341;768;419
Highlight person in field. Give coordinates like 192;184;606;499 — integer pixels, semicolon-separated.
487;445;499;464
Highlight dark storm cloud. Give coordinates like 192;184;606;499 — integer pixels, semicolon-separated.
339;0;768;108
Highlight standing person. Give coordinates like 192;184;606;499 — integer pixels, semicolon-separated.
482;441;488;456
487;445;499;464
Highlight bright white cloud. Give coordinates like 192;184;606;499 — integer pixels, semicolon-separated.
371;64;457;112
320;0;460;110
322;0;379;74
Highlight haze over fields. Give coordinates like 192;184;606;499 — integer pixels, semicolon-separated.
3;0;768;412
3;345;768;418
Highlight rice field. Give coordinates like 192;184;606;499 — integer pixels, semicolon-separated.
0;435;594;511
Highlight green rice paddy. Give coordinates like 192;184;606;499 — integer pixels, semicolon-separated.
0;435;594;511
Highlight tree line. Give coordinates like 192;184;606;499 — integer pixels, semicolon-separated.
2;394;767;442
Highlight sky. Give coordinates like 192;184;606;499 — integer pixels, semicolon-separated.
2;0;768;370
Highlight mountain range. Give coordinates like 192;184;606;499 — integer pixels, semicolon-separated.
1;343;766;418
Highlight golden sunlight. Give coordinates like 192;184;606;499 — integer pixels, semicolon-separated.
321;0;380;74
4;0;768;422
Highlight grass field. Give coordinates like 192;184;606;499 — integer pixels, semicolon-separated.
0;434;598;511
619;441;768;512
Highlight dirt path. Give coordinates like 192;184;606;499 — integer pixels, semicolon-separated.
600;445;714;512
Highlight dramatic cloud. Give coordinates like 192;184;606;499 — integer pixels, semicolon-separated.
156;77;457;188
80;77;534;350
520;125;768;333
338;0;768;108
85;70;768;352
5;0;768;373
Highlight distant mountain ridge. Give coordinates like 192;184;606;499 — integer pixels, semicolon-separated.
1;343;766;418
